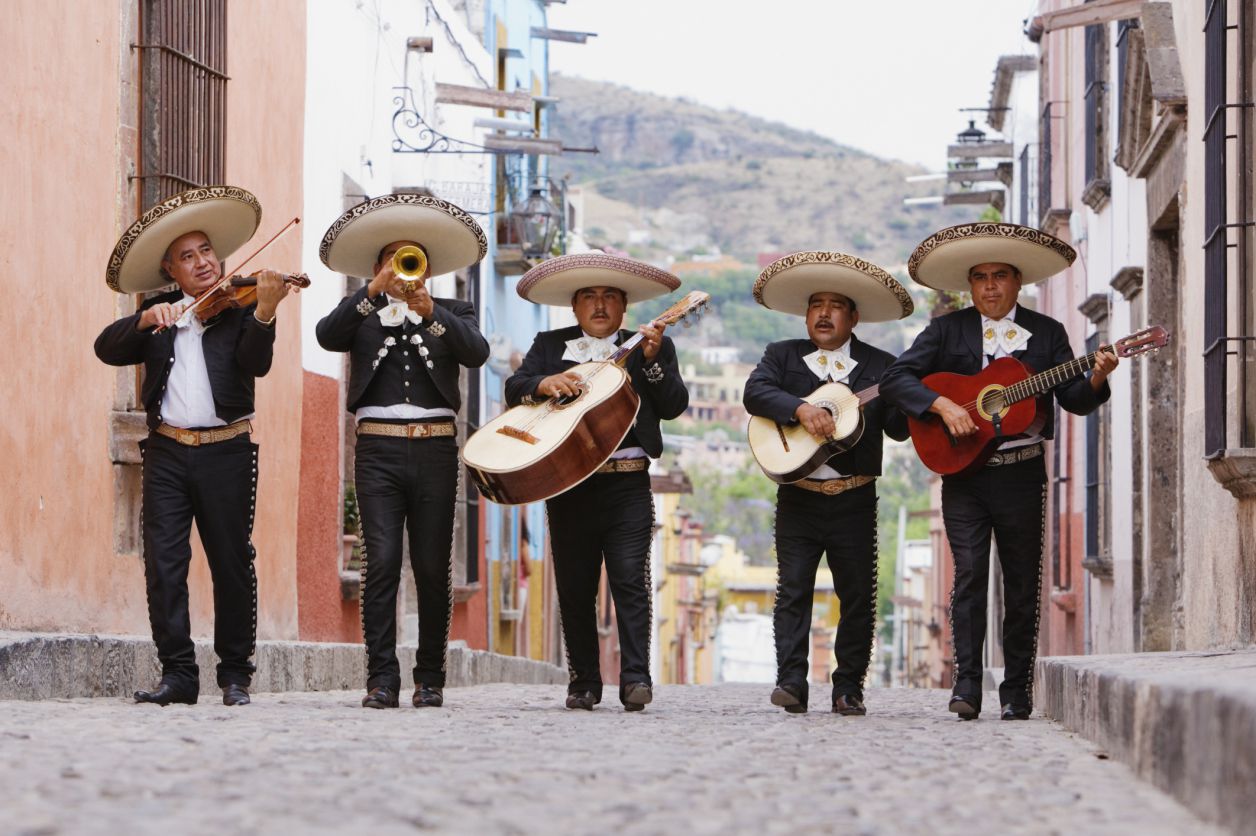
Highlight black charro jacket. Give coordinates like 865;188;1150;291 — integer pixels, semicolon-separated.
94;289;276;430
503;325;689;458
743;333;909;477
315;285;489;413
878;305;1110;439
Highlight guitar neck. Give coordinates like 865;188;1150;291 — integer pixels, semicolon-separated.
611;332;644;366
855;383;880;406
1004;351;1102;404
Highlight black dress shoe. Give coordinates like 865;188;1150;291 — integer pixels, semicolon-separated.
948;694;980;721
770;684;807;714
832;694;867;716
222;684;251;706
565;690;599;711
134;683;198;706
412;684;444;708
622;682;652;712
361;686;399;709
1001;703;1031;721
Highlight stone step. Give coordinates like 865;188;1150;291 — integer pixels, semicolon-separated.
1035;649;1256;834
0;631;567;700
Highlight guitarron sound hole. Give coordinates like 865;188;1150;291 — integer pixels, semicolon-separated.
977;386;1007;420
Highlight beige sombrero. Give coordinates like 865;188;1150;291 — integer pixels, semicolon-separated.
320;193;487;279
753;251;913;322
908;222;1076;292
105;186;261;293
516;252;681;306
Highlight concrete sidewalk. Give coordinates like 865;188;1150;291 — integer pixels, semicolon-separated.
0;631;567;699
1036;649;1256;835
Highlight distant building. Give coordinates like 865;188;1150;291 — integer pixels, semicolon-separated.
680;362;754;426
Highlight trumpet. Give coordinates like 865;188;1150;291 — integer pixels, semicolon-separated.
392;245;428;295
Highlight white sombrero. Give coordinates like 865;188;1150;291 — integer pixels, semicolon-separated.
753;251;913;322
516;252;681;307
105;186;261;293
908;222;1076;292
319;193;487;279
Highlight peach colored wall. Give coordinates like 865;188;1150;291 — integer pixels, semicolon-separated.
0;2;144;632
296;370;359;642
0;1;308;641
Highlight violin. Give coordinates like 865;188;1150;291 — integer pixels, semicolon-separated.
192;272;311;322
154;272;309;332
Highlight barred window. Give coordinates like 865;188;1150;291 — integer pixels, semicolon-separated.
135;0;228;206
1082;21;1111;209
1203;0;1256;457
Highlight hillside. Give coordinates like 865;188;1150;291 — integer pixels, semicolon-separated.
549;75;977;269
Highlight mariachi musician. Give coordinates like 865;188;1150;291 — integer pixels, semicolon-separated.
316;194;489;710
94;186;294;707
503;253;688;712
879;223;1118;721
743;252;913;715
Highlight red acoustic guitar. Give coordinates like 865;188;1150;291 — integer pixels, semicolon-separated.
908;325;1170;475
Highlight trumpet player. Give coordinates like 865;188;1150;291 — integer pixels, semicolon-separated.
315;194;489;709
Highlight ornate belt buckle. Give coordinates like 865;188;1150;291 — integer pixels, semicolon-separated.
988;453;1004;467
822;480;841;495
176;429;199;446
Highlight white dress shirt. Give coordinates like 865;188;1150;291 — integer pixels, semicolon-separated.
162;294;228;429
805;337;854;480
980;305;1041;450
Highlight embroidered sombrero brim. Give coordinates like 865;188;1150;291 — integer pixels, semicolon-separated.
320;193;487;279
517;252;681;306
753;251;913;322
908;222;1076;292
105;186;261;293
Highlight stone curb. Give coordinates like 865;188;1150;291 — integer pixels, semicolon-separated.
1035;649;1256;834
0;631;567;700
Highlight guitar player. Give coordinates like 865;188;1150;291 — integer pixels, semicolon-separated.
742;251;913;716
503;252;688;712
879;223;1118;722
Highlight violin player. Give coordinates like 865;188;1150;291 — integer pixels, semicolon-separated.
315;194;489;710
94;186;294;707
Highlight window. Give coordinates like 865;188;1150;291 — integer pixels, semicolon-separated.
1082;328;1112;579
1018;145;1031;227
135;0;228;206
1203;0;1256;459
1039;101;1053;228
1082;22;1111;209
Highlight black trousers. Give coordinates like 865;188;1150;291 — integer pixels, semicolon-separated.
773;480;878;706
140;432;259;691
941;456;1047;709
354;434;458;692
546;469;653;704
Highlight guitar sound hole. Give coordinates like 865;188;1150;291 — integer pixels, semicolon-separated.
980;391;1006;417
552;385;587;409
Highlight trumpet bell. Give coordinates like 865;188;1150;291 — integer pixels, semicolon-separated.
392;245;428;279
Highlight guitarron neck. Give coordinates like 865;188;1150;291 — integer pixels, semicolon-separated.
1004;351;1102;404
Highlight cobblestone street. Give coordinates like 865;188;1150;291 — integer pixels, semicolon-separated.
1;684;1216;835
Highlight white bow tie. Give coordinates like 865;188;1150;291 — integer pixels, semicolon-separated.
802;347;856;382
563;334;619;364
378;298;422;327
982;317;1032;356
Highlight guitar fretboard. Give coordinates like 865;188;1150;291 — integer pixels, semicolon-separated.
1004;351;1102;404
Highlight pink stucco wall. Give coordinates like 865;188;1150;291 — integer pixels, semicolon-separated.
0;1;308;640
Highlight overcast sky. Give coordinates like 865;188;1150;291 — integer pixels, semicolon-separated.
545;0;1037;170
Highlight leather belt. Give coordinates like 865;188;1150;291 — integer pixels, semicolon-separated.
793;474;875;496
357;420;457;440
985;442;1044;467
595;457;649;474
155;419;252;447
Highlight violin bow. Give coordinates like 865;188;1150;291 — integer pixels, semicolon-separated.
159;216;302;332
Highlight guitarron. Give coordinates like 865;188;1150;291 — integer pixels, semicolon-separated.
462;291;710;505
